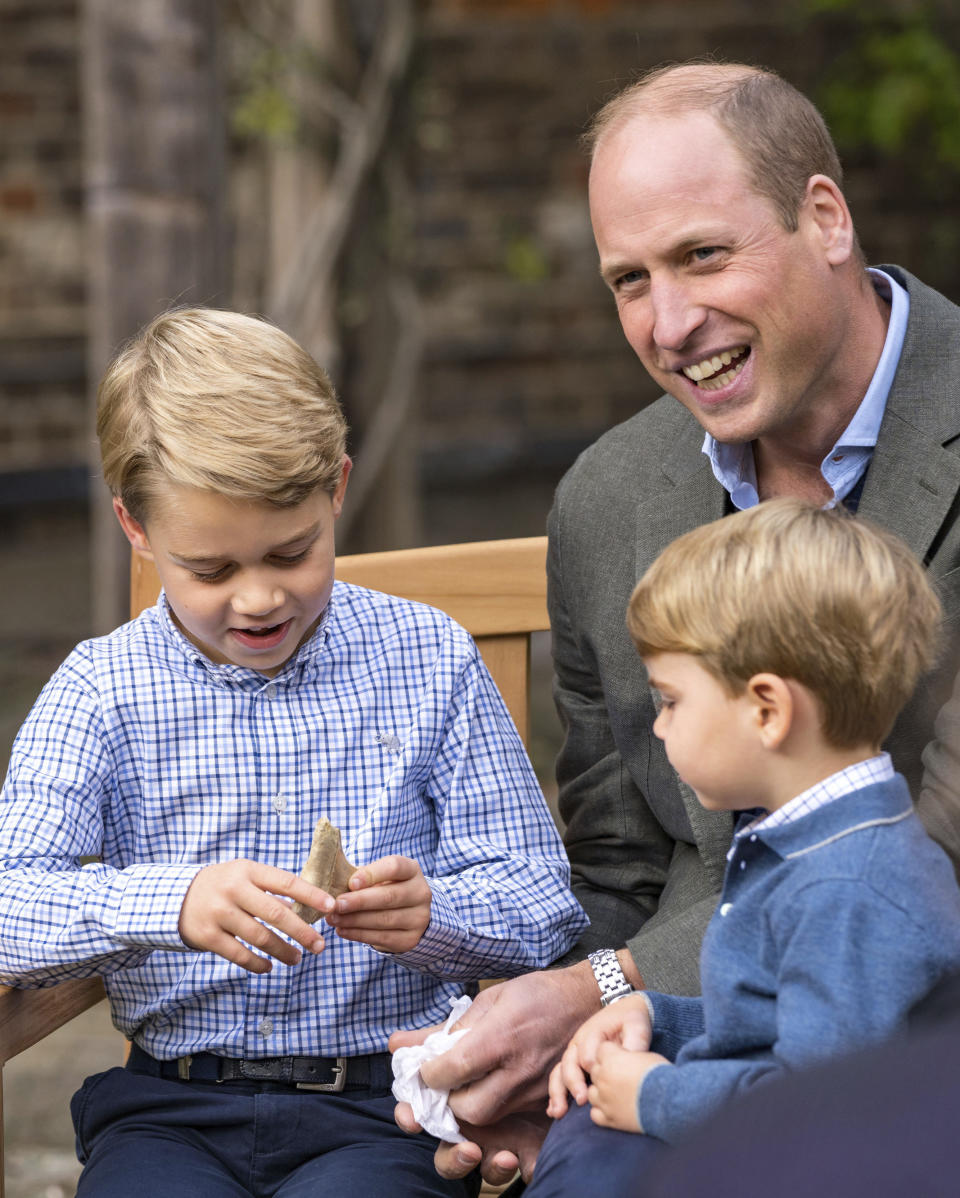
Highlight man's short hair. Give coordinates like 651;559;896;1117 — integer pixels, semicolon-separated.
585;61;849;240
97;307;347;524
627;498;941;748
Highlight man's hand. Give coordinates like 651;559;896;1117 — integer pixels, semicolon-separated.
390;961;603;1124
325;855;431;953
395;1103;549;1185
588;1044;670;1132
178;859;328;973
546;992;653;1119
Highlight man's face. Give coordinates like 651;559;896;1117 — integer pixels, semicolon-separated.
115;460;350;676
588;109;849;447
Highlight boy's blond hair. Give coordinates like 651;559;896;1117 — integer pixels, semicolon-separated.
627;499;941;748
97;307;347;523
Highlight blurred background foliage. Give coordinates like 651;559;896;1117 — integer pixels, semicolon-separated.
801;0;960;178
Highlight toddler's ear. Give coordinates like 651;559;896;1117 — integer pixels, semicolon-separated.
746;673;793;750
113;498;153;558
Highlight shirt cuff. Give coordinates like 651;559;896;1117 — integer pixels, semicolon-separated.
110;863;206;949
636;1061;673;1134
383;884;470;975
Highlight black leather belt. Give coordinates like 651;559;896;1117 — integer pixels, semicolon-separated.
127;1042;393;1092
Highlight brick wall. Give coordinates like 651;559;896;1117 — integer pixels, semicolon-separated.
0;0;85;481
3;0;959;532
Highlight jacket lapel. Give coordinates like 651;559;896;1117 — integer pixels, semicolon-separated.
862;267;960;563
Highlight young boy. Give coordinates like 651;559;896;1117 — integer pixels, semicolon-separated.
528;498;960;1196
0;307;587;1198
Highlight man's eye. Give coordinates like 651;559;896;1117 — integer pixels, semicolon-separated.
692;246;719;261
617;269;646;287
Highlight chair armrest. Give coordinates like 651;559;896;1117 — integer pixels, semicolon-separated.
0;978;106;1065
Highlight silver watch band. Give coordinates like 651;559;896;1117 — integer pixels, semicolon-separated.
588;948;635;1006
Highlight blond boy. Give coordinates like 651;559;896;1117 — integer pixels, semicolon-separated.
0;308;586;1198
527;499;960;1197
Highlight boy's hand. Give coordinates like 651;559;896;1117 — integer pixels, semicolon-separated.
546;993;653;1119
588;1044;670;1133
179;859;329;973
325;855;431;953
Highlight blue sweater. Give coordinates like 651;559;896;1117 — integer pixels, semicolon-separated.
640;776;960;1142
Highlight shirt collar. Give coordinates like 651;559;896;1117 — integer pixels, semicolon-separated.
154;590;331;689
703;268;909;510
728;752;894;859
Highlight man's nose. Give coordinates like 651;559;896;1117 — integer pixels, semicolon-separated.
649;279;707;352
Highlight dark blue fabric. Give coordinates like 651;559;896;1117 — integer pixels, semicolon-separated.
645;974;960;1197
70;1066;480;1198
524;1101;667;1198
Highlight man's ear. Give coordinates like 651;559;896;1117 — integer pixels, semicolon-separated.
803;174;854;267
745;673;794;750
331;455;352;520
112;498;153;560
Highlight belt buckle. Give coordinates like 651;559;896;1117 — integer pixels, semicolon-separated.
296;1057;347;1092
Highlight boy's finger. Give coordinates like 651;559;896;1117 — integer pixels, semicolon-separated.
203;927;274;974
545;1062;569;1118
328;903;420;931
233;882;328;956
230;908;318;966
346;855;414;889
559;1045;588;1105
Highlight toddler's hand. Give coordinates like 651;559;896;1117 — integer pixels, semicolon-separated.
546;993;653;1119
588;1044;670;1133
326;855;432;952
178;859;328;973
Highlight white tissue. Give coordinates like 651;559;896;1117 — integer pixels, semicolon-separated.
391;994;473;1142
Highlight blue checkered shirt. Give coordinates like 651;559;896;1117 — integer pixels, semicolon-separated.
0;583;587;1059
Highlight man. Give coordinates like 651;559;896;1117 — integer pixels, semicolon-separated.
392;61;960;1187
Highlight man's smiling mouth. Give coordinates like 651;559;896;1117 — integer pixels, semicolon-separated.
682;346;749;391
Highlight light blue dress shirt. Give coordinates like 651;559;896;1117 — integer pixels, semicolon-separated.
0;583;587;1059
704;269;909;509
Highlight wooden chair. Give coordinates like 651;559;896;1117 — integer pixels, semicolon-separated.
0;535;549;1197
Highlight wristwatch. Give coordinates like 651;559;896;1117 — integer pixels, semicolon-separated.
588;948;635;1006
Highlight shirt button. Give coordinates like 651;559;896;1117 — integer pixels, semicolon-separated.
739;860;746;870
832;453;844;462
273;794;288;814
720;903;732;917
750;834;757;842
265;684;277;699
258;1018;273;1038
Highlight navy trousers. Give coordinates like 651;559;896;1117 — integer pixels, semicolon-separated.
523;1101;668;1197
70;1064;480;1198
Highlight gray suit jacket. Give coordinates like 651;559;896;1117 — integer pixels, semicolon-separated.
547;265;960;995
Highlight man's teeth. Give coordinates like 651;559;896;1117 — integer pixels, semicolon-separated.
682;347;748;390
